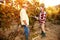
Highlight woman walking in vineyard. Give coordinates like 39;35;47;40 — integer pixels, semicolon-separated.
39;4;46;38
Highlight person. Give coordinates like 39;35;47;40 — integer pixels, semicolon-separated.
39;5;46;38
20;3;29;40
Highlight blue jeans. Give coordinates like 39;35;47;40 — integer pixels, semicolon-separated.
23;25;29;40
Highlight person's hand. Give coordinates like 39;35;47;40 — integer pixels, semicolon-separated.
23;20;27;25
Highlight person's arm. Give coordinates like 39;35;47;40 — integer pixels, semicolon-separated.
34;16;39;20
38;13;41;20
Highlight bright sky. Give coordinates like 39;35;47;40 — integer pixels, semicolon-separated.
39;0;60;7
28;0;60;7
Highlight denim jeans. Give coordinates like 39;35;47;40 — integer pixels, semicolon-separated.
23;25;29;40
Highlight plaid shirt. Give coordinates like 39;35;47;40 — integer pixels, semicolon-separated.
39;11;46;24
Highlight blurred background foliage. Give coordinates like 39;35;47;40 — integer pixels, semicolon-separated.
0;0;60;29
0;0;60;40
